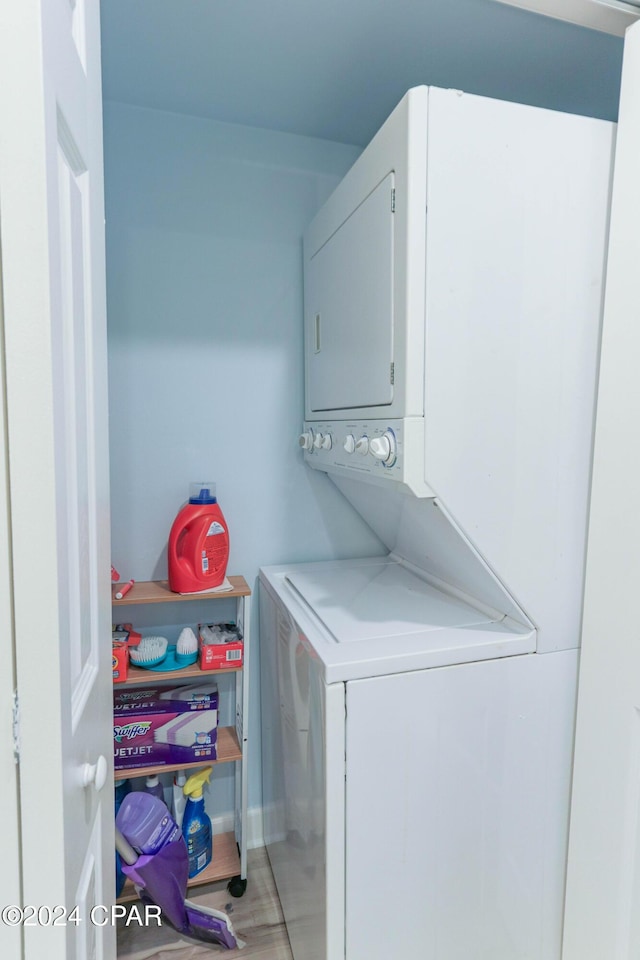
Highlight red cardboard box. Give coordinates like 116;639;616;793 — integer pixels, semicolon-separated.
200;639;244;670
112;640;129;683
199;622;244;670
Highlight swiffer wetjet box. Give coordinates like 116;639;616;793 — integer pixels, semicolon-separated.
114;681;218;714
113;682;218;770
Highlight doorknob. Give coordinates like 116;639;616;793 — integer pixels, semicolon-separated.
81;755;108;792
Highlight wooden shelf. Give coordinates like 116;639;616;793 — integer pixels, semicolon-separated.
112;576;250;606
117;830;241;903
114;725;241;780
123;661;241;685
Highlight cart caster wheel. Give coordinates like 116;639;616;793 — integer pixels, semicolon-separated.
227;876;247;898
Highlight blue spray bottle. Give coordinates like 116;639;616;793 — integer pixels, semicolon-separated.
182;766;213;878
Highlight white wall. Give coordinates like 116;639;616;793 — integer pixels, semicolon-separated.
103;101;385;814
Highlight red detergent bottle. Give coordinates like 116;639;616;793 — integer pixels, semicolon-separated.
168;482;229;593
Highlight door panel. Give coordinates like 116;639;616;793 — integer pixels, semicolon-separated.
563;20;640;960
306;173;394;412
0;2;113;958
56;125;96;696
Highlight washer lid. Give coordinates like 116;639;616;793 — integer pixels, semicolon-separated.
285;558;495;644
262;558;536;683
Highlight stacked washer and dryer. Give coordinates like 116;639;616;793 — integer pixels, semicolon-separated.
260;87;614;960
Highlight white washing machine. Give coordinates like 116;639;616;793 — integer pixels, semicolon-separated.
260;555;577;960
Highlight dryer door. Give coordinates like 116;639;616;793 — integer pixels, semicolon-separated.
305;173;395;413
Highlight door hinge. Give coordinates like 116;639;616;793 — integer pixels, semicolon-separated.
391;188;396;213
12;690;20;764
390;362;395;385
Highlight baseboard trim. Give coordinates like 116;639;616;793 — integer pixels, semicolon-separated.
212;805;265;850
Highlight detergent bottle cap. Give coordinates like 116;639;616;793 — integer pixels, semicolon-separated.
146;775;159;787
189;481;217;504
183;766;213;800
175;770;187;787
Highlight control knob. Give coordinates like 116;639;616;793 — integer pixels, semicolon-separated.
313;433;325;450
369;431;397;466
321;434;332;451
298;430;314;451
355;436;369;456
343;434;356;454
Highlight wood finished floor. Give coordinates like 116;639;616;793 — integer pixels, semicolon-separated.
117;846;293;960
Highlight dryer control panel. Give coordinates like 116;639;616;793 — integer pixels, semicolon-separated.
299;418;434;497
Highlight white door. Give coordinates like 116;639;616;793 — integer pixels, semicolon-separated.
563;19;640;960
0;3;114;960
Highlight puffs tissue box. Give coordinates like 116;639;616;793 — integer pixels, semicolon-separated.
199;622;244;670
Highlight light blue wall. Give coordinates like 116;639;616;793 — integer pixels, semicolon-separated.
103;102;385;815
